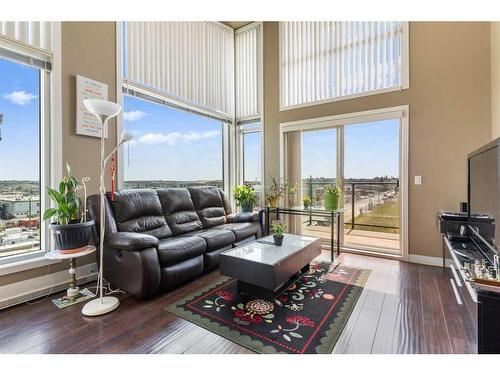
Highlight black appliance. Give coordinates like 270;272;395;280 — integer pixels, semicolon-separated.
468;139;500;264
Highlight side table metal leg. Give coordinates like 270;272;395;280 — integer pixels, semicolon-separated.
330;212;334;263
337;213;341;256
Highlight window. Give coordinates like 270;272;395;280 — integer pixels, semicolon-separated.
123;95;225;189
280;22;409;109
0;57;44;264
237;122;262;205
0;23;61;269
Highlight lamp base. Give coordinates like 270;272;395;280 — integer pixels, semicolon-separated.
82;296;120;316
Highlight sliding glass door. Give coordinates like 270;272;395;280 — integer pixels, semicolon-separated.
282;110;405;257
343;120;400;253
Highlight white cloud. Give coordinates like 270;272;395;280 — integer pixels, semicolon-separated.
123;110;147;122
3;90;37;106
136;130;220;146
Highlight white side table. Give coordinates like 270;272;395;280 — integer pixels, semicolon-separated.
45;245;96;301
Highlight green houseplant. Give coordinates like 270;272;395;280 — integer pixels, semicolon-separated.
265;175;288;208
233;185;257;213
44;164;95;253
324;184;341;211
303;196;312;209
270;219;286;246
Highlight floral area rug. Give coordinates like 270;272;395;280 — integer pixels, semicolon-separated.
165;262;370;354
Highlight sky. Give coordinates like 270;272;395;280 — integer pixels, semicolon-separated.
0;57;40;181
302;119;399;179
123;95;224;181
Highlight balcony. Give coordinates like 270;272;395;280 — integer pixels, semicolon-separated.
300;180;400;252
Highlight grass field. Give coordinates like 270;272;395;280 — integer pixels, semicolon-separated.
345;200;400;234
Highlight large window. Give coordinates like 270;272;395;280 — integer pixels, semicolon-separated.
123;95;224;189
238;122;262;205
0;58;42;262
280;22;409;109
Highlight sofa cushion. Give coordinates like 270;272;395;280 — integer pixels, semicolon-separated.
157;188;203;235
157;236;206;267
179;229;236;252
213;222;260;241
188;187;227;228
109;189;171;239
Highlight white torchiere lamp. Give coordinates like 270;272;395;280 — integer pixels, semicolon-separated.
81;99;133;316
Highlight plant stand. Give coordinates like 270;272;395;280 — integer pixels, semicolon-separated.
44;245;96;302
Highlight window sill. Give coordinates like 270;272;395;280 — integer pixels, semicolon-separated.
0;256;61;277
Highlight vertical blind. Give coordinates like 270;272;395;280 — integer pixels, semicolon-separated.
124;22;234;118
0;22;54;53
235;23;261;121
280;22;407;109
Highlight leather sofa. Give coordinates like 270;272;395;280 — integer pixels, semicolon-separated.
87;186;260;298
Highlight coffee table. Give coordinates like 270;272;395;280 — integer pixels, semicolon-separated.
219;234;321;300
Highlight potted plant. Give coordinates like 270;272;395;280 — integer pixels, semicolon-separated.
270;220;286;246
233;184;257;213
43;164;95;253
265;175;288;208
324;184;341;211
303;196;312;209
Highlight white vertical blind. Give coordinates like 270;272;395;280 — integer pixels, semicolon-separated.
0;21;54;53
280;21;407;109
124;21;234;118
235;23;261;121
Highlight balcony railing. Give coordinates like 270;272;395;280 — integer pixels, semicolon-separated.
302;179;399;233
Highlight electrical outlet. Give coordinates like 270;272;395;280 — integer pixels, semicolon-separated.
414;175;422;185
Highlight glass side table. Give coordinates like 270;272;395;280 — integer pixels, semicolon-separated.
265;206;345;263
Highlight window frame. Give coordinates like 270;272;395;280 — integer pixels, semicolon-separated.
0;24;62;274
236;119;264;208
279;22;410;111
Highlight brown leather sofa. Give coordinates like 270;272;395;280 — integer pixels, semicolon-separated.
87;186;260;298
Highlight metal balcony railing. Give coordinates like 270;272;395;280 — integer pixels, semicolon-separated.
302;179;399;232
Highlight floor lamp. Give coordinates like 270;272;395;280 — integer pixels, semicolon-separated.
81;99;133;316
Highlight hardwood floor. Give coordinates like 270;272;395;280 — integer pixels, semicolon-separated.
0;252;477;354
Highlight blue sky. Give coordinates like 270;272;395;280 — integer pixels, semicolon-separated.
302;119;399;179
0;58;40;181
123;95;224;181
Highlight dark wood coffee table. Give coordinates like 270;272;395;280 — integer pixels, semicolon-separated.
219;234;321;300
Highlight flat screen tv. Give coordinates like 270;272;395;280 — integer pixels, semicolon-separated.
468;138;500;262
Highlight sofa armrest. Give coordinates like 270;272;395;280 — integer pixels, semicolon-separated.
106;232;159;251
226;212;258;223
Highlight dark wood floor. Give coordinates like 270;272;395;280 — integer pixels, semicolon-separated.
0;252;477;354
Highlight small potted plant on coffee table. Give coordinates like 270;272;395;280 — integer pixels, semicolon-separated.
233;184;257;213
44;164;95;254
270;220;286;246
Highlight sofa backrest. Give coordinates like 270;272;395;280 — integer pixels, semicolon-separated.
110;189;172;239
188;186;227;228
157;188;203;235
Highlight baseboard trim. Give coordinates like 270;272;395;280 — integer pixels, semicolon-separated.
409;254;451;268
0;262;98;310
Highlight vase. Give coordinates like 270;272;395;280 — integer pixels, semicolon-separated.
324;194;339;211
240;203;253;213
49;220;95;252
267;196;280;208
273;234;284;246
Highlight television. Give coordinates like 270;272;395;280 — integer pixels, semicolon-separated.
467;138;499;263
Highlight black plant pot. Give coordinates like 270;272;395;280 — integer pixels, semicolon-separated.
273;234;284;246
49;220;95;252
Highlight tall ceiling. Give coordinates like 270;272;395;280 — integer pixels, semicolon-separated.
221;21;253;29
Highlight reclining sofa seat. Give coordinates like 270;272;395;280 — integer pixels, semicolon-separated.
87;186;260;298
